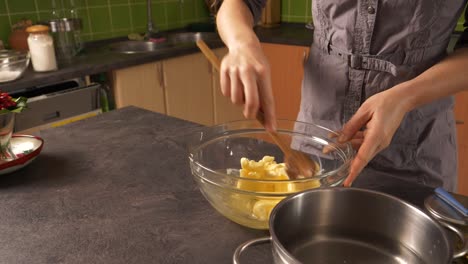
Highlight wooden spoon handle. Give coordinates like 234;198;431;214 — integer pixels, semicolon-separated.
196;40;221;71
256;111;291;155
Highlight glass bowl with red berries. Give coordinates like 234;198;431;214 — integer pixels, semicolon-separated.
0;91;27;162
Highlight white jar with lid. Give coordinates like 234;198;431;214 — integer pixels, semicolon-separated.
26;25;58;72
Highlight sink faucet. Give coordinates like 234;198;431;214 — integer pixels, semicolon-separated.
146;0;185;41
146;0;163;40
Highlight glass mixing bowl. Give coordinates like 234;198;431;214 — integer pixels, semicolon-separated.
187;119;354;229
0;50;30;83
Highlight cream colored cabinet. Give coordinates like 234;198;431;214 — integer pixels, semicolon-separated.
455;92;468;195
212;47;245;124
112;53;214;126
112;62;166;114
111;44;310;126
262;43;309;121
163;52;214;126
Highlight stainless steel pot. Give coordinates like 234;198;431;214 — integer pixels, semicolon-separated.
234;188;467;264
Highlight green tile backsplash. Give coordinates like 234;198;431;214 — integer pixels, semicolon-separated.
280;0;311;23
0;0;211;45
0;0;464;47
281;0;466;32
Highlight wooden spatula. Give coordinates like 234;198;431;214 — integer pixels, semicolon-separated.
196;40;317;179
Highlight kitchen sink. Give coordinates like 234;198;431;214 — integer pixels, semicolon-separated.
165;32;220;45
109;32;221;54
108;41;172;53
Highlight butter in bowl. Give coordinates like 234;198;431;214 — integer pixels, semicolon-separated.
187;119;354;229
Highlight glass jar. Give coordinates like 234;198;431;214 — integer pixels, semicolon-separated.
26;25;58;72
49;18;82;60
68;0;83;53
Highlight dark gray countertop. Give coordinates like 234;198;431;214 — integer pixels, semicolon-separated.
1;23;313;94
0;106;458;264
0;106;271;264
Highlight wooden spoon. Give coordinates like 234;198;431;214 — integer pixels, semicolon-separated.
196;40;317;179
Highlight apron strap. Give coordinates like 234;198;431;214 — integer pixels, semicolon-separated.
329;47;399;76
314;35;447;76
321;37;401;76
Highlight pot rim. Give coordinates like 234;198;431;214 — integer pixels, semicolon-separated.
268;187;455;263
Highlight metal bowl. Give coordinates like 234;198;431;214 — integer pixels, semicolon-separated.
234;188;467;263
187;119;354;229
0;50;30;83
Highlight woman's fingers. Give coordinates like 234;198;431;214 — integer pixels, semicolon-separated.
230;69;244;105
343;128;381;187
339;107;371;143
349;138;364;150
219;46;277;131
239;68;259;119
322;137;363;154
220;62;231;98
354;131;364;139
340;103;379;186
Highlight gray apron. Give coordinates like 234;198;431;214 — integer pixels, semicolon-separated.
296;0;466;191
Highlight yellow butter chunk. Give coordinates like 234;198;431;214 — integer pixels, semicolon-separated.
252;199;279;221
240;156;289;180
238;156;289;192
233;156;321;224
238;156;320;193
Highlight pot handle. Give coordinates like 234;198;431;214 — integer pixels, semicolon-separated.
438;221;468;258
232;236;272;264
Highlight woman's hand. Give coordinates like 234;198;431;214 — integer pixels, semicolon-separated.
337;48;468;186
338;87;413;186
215;0;276;130
220;42;277;131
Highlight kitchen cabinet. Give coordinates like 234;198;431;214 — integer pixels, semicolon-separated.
455;92;468;195
111;43;310;126
262;43;309;121
112;62;166;114
211;44;310;124
111;53;214;126
163;52;214;126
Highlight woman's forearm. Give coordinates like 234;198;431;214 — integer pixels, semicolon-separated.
216;0;262;51
392;48;468;112
214;0;276;130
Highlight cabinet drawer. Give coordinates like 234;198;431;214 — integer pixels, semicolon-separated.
15;84;100;131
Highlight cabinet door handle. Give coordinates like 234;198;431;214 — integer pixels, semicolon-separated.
43;111;60;121
157;63;164;87
456;120;464;125
303;50;309;65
